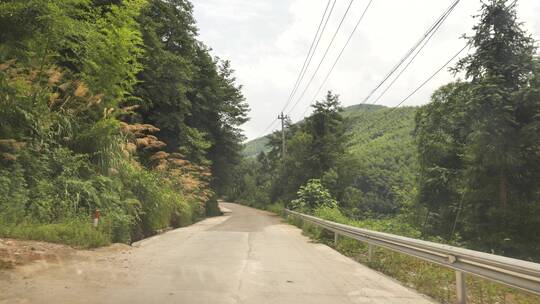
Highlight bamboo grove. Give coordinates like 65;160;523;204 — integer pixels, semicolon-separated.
0;0;248;246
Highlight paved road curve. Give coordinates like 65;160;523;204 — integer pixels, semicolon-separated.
0;203;436;303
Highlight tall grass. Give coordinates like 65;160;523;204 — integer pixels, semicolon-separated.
0;219;110;249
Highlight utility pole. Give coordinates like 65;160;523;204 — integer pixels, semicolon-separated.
277;112;288;160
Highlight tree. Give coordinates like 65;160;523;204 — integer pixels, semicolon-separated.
416;0;540;257
133;0;248;195
303;91;347;176
265;91;347;204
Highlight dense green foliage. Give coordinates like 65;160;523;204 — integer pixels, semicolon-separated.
237;0;540;262
416;0;540;259
344;106;418;216
289;179;338;212
239;102;418;218
0;0;247;247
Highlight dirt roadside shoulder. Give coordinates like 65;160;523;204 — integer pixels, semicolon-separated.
0;238;131;272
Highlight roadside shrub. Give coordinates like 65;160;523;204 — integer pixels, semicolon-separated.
120;164;174;235
266;202;284;215
171;194;194;228
0;165;28;222
314;206;349;224
290;179;337;212
205;196;222;217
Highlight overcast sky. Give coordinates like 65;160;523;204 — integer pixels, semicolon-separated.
192;0;540;140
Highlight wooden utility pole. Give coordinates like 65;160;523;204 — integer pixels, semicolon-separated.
277;112;288;160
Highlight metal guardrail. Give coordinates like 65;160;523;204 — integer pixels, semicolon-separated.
285;209;540;304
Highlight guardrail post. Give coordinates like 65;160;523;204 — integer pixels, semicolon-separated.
334;232;339;246
368;244;374;262
455;271;467;304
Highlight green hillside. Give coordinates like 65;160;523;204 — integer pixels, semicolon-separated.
344;106;418;213
242;136;270;157
243;103;389;157
243;103;418;214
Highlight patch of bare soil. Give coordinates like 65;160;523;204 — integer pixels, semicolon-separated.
0;238;131;270
0;238;78;270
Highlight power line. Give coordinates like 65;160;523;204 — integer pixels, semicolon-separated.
281;0;336;113
388;43;469;111
286;0;356;115
257;0;462;138
299;0;459;120
258;0;337;139
299;0;374;119
351;0;463;138
354;43;469;141
370;0;458;105
361;0;461;105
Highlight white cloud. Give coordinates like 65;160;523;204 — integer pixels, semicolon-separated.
192;0;540;140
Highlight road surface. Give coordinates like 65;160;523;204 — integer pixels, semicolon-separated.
0;203;435;303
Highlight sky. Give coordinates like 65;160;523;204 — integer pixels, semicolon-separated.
192;0;540;140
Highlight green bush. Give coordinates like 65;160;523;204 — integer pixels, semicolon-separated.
290;179;337;212
120;163;178;236
0;165;28;222
205;196;222;217
171;194;195;227
266;202;284;215
0;150;199;246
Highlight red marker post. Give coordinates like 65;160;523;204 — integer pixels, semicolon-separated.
93;209;100;228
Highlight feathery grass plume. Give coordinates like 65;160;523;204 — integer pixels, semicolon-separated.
155;160;168;171
87;94;103;107
58;81;72;92
1;153;17;161
74;82;89;97
47;69;63;86
120;123;160;137
169;152;186;159
125;142;137;153
102;107;115;118
0;59;16;71
120;105;140;113
0;139;26;164
144;139;166;150
150;151;169;161
28;69;39;82
0;139;26;152
48;92;60;105
170;158;189;166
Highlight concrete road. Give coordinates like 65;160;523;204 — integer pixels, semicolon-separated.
0;203;436;304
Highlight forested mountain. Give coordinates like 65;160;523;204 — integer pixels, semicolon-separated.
0;0;248;247
242;104;417;215
237;102;417;216
344;105;418;215
242;136;270;158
